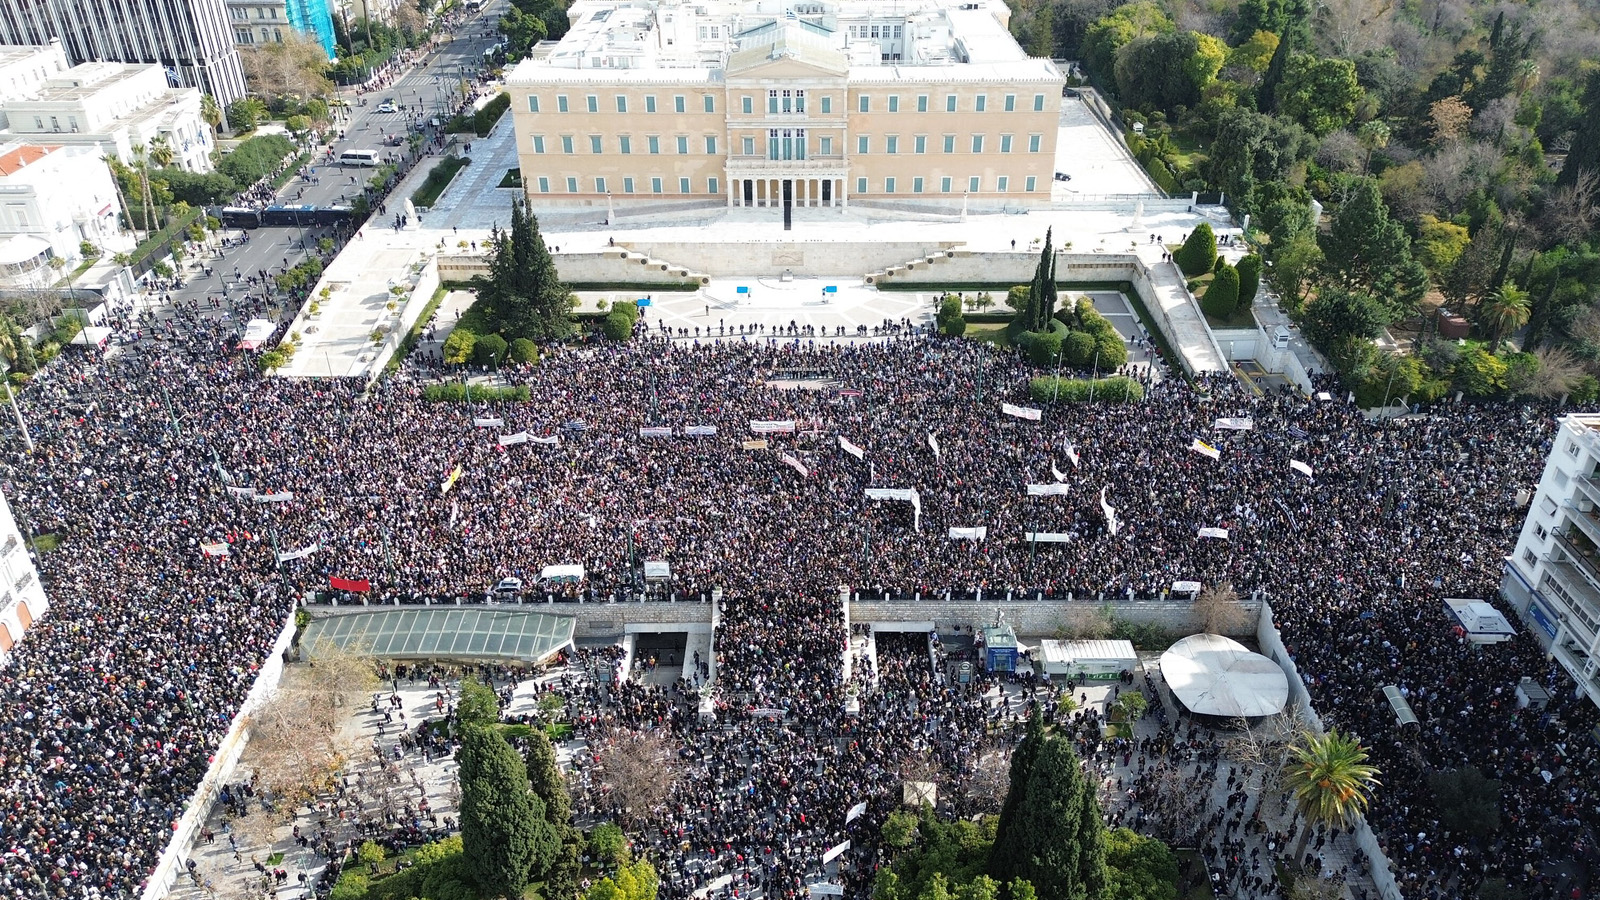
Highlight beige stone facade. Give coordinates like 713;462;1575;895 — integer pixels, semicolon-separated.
506;0;1063;210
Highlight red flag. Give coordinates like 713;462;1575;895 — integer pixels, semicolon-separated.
329;576;371;592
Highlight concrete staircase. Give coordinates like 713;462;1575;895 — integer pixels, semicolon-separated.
864;247;962;285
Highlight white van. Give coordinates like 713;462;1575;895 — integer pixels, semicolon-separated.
340;149;380;167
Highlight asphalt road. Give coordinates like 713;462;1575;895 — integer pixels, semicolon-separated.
163;0;509;315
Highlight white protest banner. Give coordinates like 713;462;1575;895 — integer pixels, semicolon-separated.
498;432;529;447
821;840;852;866
1026;483;1071;496
753;707;787;718
1025;532;1073;543
838;436;866;460
1188;438;1221;460
809;886;846;899
276;542;320;563
639;427;674;438
1051;462;1068;483
1290;459;1315;478
1100;486;1120;536
527;435;561;446
750;420;797;434
865;487;921;531
1002;402;1042;421
253;491;295;503
948;527;988;541
927;432;942;461
846;801;868;823
1064;442;1080;468
200;542;231;557
225;486;257;498
684;425;718;437
780;453;810;477
473;416;504;428
449;498;460;529
1214;417;1254;431
742;439;770;451
1197;527;1230;540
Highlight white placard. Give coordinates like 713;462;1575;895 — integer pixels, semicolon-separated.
200;542;231;557
1197;527;1230;540
498;432;528;446
253;491;295;503
750;420;797;434
639;426;673;438
1189;438;1221;460
1025;532;1073;543
276;542;320;562
1002;402;1042;421
1290;459;1314;478
1214;417;1254;431
821;840;851;865
473;416;504;428
927;432;942;461
846;801;868;822
1026;483;1071;496
948;527;987;541
1100;486;1120;536
838;436;866;459
684;425;718;437
780;453;810;477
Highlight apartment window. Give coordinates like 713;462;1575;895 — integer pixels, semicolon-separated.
651;177;663;194
1567;439;1580;457
674;95;686;113
946;94;956;112
1000;134;1012;153
1542;495;1559;516
1025;175;1037;191
646;95;657;113
1535;523;1550;541
704;95;715;112
943;134;955;153
531;135;545;153
1004;94;1015;112
704;135;717;153
537;176;550;192
856;177;867;193
561;135;574;154
975;94;987;112
859;94;870;112
914;135;926;154
913;176;924;193
677;136;689;154
739;95;750;115
618;136;631;154
886;135;898;154
888;95;899;112
969;176;981;192
940;176;952;192
615;95;627;113
971;135;984;153
1028;133;1041;153
997;176;1009;191
590;135;602;153
586;95;598;112
1034;93;1045;111
708;176;719;193
917;95;928;112
1522;548;1537;566
557;95;568;112
885;177;896;193
566;176;578;192
680;177;691;193
528;95;540;113
819;136;833;156
648;135;660;154
820;96;831;114
623;177;635;193
857;135;869;154
744;136;756;156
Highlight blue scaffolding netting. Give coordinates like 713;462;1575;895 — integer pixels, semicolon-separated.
287;0;338;61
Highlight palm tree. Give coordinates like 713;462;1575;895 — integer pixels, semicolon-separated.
104;159;141;243
200;93;223;135
1282;730;1381;863
147;136;175;169
1357;120;1390;175
1483;284;1532;352
130;144;155;235
1515;59;1541;95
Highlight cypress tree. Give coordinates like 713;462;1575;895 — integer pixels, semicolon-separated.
523;727;572;827
1257;29;1291;112
1002;736;1109;900
989;712;1045;880
459;725;560;900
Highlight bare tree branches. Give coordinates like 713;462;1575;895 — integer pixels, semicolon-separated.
958;745;1013;815
1193;581;1250;635
1541;169;1600;245
591;727;684;818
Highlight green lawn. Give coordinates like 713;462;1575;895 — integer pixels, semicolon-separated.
411;155;470;208
499;167;522;188
32;533;62;553
965;323;1011;348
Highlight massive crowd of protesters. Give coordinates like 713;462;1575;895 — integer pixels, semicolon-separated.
0;322;1594;900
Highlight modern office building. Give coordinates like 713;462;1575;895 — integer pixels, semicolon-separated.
0;43;212;171
505;0;1064;212
0;490;48;668
0;0;246;105
228;0;337;60
1501;412;1600;711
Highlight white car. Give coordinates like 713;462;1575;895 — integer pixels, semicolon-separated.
492;577;523;596
376;99;397;113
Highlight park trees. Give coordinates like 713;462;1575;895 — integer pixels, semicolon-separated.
591;726;684;820
1174;223;1216;276
1318;179;1427;320
459;724;562;899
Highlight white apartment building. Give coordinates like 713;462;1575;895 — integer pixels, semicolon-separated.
1501;412;1600;711
0;43;211;172
0;142;129;286
0;490;48;668
506;0;1064;211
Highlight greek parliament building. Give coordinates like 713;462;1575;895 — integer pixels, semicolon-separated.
0;0;246;105
505;0;1065;211
1502;413;1600;713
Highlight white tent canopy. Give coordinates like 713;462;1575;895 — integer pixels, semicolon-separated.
1159;633;1288;718
1039;639;1137;678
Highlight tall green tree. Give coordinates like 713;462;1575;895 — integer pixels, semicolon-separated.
457;676;501;727
1202;263;1240;319
989;711;1045;880
1015;230;1058;333
992;736;1108;900
477;199;575;341
1318;179;1425;318
1275;54;1363;136
524;726;573;826
1174;223;1216;276
1256;29;1292;112
1282;730;1381;863
1557;70;1600;188
1301;286;1389;350
459;725;561;899
1236;255;1263;306
1103;828;1178;900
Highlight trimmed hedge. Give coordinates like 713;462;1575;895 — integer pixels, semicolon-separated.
1029;375;1145;403
420;383;530;403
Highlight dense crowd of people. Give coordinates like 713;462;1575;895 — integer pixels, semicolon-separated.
0;327;1595;900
